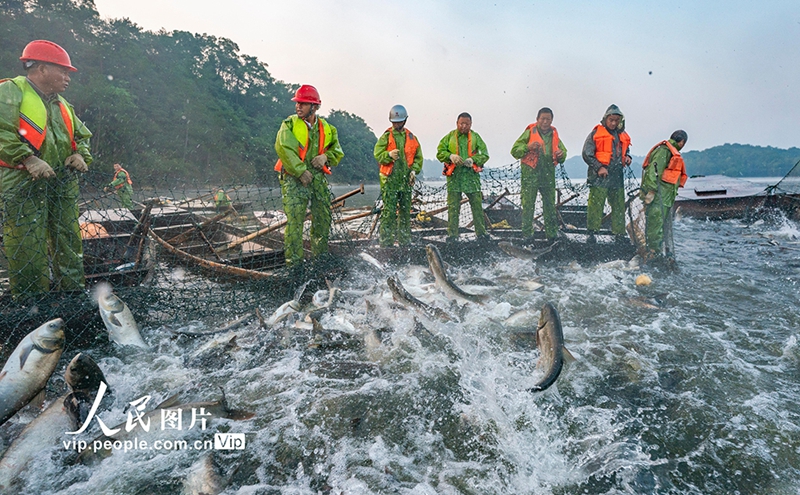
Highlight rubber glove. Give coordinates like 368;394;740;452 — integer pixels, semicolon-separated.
23;155;55;179
311;154;328;170
449;154;463;165
65;153;88;173
527;141;542;151
388;149;400;160
299;170;313;187
409;171;416;186
464;158;474;168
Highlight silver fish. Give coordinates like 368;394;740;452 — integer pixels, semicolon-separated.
387;276;455;322
266;280;310;326
498;241;558;261
0;353;105;490
528;302;573;392
0;391;90;491
182;452;225;495
0;318;64;426
98;291;148;348
426;244;489;304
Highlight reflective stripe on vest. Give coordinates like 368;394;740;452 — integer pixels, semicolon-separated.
274;116;333;175
521;123;560;169
114;167;133;189
592;124;630;166
0;76;77;169
643;140;687;187
379;128;419;176
443;130;481;176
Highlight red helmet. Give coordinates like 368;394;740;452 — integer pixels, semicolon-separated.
291;85;321;104
20;40;77;72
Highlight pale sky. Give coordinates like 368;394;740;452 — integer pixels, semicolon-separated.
94;0;800;165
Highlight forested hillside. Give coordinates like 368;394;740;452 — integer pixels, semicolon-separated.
560;143;800;179
0;0;377;186
682;144;800;177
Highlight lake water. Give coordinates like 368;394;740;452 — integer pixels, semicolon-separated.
3;185;799;494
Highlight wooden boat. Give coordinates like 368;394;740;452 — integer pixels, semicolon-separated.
674;175;767;220
149;185;368;281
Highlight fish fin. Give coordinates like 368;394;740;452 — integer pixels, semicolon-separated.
153;393;182;410
293;280;311;303
108;313;123;327
311;318;324;334
0;371;6;382
30;389;46;410
18;343;33;369
255;307;267;329
563;346;577;363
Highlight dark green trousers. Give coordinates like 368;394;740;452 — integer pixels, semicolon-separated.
0;169;84;298
280;172;331;266
587;186;625;235
520;164;557;239
380;186;412;247
447;189;485;238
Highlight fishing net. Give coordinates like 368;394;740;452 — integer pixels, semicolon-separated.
0;160;641;349
764;159;800;220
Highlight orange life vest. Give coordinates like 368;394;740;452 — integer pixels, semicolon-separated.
642;140;687;187
114;167;133;189
521;123;560;169
379;128;419;176
443;131;481;176
0;76;77;169
592;124;631;166
274;116;332;175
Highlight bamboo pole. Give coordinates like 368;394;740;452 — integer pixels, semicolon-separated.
218;184;365;252
150;229;275;280
165;209;234;245
335;209;375;224
425;198;468;217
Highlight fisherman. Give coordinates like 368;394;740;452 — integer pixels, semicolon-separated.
104;163;133;209
274;84;344;266
0;40;92;299
510;107;568;243
582;104;631;243
214;187;231;211
640;130;688;260
374;105;423;247
436;112;490;241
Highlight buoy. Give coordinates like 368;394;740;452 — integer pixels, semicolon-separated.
635;274;652;286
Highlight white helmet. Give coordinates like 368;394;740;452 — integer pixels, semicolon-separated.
389;104;408;122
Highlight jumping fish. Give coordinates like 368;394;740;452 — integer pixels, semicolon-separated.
65;353;108;394
0;353;105;491
98;288;148;348
358;252;387;272
425;244;489;304
305;278;341;320
266;280;310;326
387;276;455;322
0;318;65;427
528;302;574;392
0;392;90;491
498;241;558;261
